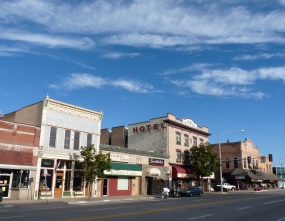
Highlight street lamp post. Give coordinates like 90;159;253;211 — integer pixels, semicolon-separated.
218;130;244;193
279;157;285;188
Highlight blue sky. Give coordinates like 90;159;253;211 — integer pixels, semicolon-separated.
1;0;285;166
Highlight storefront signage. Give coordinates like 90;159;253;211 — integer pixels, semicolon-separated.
251;179;263;182
133;123;166;133
110;153;129;162
104;169;142;177
182;119;197;128
235;176;245;179
149;158;164;166
41;159;54;168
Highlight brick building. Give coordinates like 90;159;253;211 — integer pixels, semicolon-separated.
0;119;40;200
211;138;279;189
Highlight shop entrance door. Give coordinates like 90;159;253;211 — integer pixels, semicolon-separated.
102;178;108;196
0;174;11;198
54;173;63;198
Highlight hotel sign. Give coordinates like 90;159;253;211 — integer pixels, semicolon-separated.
182;119;197;128
133;123;166;133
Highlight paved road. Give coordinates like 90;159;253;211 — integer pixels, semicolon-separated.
0;190;285;221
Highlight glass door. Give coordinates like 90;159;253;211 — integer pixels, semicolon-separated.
0;174;11;198
102;178;108;196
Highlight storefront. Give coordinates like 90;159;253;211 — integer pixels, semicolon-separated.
39;159;85;199
171;165;195;189
102;162;142;197
0;165;36;200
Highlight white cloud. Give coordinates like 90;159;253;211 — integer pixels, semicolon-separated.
233;53;285;61
0;29;95;49
167;66;285;99
102;52;140;59
1;1;285;48
49;73;157;94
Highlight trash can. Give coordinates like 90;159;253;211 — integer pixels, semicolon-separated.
0;189;3;202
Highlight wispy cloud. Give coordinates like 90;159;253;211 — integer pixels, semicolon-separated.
0;29;95;49
233;53;285;61
49;73;158;94
102;52;140;59
167;66;285;99
1;1;285;49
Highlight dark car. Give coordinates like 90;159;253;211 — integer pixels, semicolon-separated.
181;187;202;197
213;185;229;192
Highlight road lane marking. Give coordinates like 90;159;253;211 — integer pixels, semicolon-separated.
263;199;285;205
64;195;274;221
237;206;252;210
276;217;285;221
87;206;129;211
0;216;22;219
188;214;214;220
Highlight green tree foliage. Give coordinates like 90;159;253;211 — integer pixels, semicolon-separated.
80;144;112;199
185;143;220;186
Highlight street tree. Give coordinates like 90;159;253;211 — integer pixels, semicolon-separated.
80;144;112;200
184;143;220;189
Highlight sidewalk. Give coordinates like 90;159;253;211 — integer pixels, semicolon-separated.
0;195;159;206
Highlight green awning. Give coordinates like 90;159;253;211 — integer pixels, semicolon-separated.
111;162;141;171
104;163;142;177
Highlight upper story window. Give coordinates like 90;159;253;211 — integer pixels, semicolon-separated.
64;130;71;149
87;133;92;147
184;135;189;147
74;131;80;150
176;150;182;163
226;158;230;168
244;157;247;168
193;137;197;146
176;132;181;145
234;158;238;168
49;127;57;147
199;138;204;145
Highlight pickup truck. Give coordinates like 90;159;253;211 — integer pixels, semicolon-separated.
216;183;236;191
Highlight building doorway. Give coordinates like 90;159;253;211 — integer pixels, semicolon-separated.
0;174;11;198
102;178;108;196
54;173;63;198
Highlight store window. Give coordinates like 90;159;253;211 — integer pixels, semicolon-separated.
12;170;30;188
49;127;57;147
64;130;71;149
73;171;84;191
39;169;53;191
74;131;80;150
117;177;129;190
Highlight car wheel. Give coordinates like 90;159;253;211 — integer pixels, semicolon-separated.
198;192;201;196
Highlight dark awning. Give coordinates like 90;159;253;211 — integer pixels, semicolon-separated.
172;165;192;178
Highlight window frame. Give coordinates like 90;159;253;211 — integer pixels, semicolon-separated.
73;131;80;150
64;129;71;149
49;127;57;147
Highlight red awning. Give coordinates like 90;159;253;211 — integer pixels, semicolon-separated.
172;165;192;178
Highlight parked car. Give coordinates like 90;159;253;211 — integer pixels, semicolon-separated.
181;187;202;197
213;185;229;192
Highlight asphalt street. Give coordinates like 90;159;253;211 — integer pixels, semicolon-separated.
0;190;285;221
